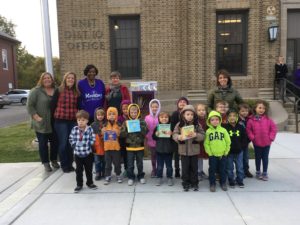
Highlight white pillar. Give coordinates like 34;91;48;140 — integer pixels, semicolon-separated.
40;0;54;76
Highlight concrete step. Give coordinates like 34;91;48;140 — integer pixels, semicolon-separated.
286;107;295;113
187;90;207;94
285;125;296;132
288;113;300;119
187;93;207;98
288;119;296;125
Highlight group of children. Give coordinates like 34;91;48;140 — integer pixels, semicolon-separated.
69;97;277;193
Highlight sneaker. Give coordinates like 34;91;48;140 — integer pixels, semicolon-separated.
256;171;262;179
117;176;123;183
104;177;111;185
192;185;199;191
128;179;134;186
210;185;216;192
87;184;98;190
167;178;174;186
51;160;60;169
156;178;162;186
43;163;52;172
221;184;228;191
262;175;269;181
238;182;245;188
183;186;189;192
229;181;235;188
245;170;253;178
140;178;146;184
74;186;82;193
175;170;181;179
151;170;157;178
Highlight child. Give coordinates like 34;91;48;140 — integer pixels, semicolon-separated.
172;105;205;191
224;110;247;188
152;112;174;186
118;100;131;177
145;99;161;178
238;103;253;178
246;100;277;181
102;107;122;185
91;107;106;180
120;104;148;186
196;103;209;180
171;97;189;178
215;100;228;124
204;110;231;192
69;110;97;193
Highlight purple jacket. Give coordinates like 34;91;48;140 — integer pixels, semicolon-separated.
246;115;277;147
145;99;161;148
78;78;105;121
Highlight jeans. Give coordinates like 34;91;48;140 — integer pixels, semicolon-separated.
54;120;76;170
127;150;145;180
156;153;173;178
181;155;198;187
254;145;270;174
209;156;227;185
149;147;157;175
35;132;58;164
242;147;250;172
172;142;180;171
75;153;94;186
104;150;121;177
227;152;244;184
94;154;105;176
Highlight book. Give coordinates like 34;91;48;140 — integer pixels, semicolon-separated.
126;120;141;133
181;125;195;140
103;130;117;142
157;124;171;138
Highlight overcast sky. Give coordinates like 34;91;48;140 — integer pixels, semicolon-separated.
0;0;59;57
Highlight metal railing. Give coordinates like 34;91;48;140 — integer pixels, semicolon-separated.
273;78;300;133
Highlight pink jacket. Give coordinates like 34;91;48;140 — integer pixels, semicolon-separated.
246;115;277;147
145;99;161;148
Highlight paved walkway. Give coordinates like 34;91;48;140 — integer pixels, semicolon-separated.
0;132;300;225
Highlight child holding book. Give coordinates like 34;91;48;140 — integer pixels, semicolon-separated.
171;97;189;178
224;109;247;188
204;110;231;192
120;104;148;186
238;103;253;178
152;112;174;186
172;105;205;191
196;103;209;180
145;99;161;178
118;100;131;177
102;107;122;184
246;100;277;181
69;110;97;193
91;107;106;180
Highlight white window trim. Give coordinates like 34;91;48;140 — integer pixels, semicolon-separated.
2;49;8;70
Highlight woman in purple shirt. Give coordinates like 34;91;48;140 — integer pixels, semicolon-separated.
78;64;106;123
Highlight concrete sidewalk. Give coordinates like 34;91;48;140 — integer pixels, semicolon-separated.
0;133;300;225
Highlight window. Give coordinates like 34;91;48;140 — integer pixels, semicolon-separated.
110;16;141;79
2;49;8;70
216;11;248;75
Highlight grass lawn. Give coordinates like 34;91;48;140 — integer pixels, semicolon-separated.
0;122;40;163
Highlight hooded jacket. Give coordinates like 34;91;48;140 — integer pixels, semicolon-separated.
91;107;106;155
120;104;148;151
102;107;121;151
172;105;204;156
118;99;131;124
204;111;231;157
145;99;161;148
246;114;277;147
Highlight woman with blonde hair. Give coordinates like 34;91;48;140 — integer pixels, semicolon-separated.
52;72;80;173
27;72;59;172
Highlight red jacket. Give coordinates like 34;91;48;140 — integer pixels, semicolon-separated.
246;115;277;147
105;85;131;103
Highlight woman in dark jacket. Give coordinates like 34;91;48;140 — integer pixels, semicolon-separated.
207;69;243;111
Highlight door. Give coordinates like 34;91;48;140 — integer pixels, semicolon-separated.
287;39;300;76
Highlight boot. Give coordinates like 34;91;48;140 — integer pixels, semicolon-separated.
175;169;180;178
51;160;60;169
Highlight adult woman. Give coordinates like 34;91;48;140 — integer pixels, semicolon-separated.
52;72;79;173
78;64;106;123
27;72;59;172
207;69;243;111
275;56;288;99
105;71;131;114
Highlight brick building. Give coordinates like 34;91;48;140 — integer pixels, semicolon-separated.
0;31;20;93
56;0;300;96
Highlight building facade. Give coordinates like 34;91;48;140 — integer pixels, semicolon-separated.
56;0;300;93
0;31;20;93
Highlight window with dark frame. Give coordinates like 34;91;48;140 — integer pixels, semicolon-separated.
216;11;248;75
110;16;141;79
